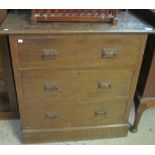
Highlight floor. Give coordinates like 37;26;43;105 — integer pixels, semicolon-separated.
0;103;155;145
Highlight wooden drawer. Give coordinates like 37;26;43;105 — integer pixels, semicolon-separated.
13;35;141;69
21;68;133;102
23;97;127;129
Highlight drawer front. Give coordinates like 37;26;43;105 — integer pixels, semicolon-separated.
21;68;133;102
24;97;127;129
16;35;141;69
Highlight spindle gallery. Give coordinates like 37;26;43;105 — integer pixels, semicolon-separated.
31;9;119;25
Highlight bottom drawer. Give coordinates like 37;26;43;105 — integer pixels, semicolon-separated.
23;97;128;129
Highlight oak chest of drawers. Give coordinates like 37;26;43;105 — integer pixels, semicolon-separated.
9;34;147;143
1;11;152;143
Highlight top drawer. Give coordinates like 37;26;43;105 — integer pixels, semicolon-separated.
12;35;142;69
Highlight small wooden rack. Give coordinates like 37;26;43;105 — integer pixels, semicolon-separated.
31;9;119;25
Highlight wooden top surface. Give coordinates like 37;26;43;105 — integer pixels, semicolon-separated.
0;10;154;35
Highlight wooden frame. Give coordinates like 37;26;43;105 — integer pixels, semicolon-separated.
0;36;19;120
130;34;155;132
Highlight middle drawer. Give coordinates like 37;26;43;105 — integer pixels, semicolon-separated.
21;68;133;102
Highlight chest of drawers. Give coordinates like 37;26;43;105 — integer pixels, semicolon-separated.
9;34;147;143
1;10;152;143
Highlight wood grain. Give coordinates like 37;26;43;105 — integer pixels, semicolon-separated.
21;68;132;101
22;124;128;143
9;33;147;142
23;97;128;129
15;35;141;70
124;35;147;121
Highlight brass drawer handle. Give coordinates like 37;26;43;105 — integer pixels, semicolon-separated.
44;83;58;91
42;49;58;60
45;112;58;119
98;80;112;89
95;110;106;116
102;48;117;58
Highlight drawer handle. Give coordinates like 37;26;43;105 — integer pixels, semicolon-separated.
45;112;58;119
42;49;58;60
44;83;58;91
95;110;106;116
98;80;112;89
102;48;117;58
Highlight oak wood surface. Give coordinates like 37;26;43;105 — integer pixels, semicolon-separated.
15;35;141;70
21;68;132;101
22;124;128;143
9;33;147;142
23;98;128;129
124;34;147;121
